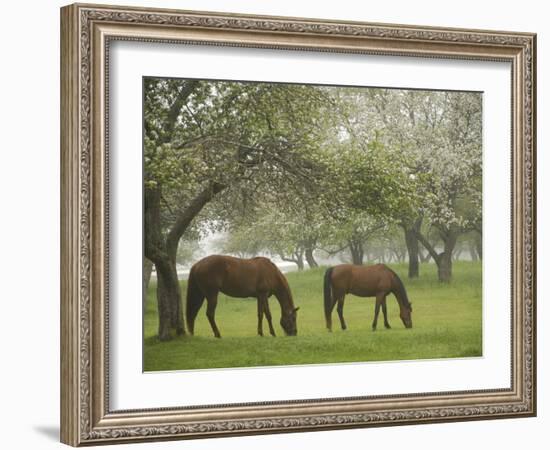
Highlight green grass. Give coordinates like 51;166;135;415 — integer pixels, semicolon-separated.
143;261;482;371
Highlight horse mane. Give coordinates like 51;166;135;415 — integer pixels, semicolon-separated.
387;268;412;311
260;258;295;307
255;256;283;272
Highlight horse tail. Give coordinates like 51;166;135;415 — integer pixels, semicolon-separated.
324;267;334;329
389;268;411;310
185;268;205;335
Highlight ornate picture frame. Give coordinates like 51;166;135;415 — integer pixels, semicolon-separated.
60;3;536;446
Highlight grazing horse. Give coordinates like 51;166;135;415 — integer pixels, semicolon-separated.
186;255;299;338
324;264;412;331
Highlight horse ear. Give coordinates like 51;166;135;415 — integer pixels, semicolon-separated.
294;307;300;312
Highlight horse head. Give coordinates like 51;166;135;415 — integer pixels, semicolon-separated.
280;307;299;336
400;302;413;329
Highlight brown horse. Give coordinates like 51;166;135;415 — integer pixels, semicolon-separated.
324;264;412;331
186;255;299;338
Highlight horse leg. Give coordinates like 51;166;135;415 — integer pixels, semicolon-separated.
336;294;347;330
326;295;337;332
262;296;276;337
257;297;264;337
382;296;391;329
205;293;221;338
372;294;384;331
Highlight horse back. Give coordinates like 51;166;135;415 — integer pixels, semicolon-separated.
331;263;393;297
190;255;229;293
191;255;282;298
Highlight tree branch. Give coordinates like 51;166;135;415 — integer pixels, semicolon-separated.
414;230;441;263
144;187;173;269
319;244;349;256
280;256;299;264
204;138;316;183
166;181;227;259
161;80;200;144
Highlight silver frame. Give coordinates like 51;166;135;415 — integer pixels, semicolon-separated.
60;3;536;446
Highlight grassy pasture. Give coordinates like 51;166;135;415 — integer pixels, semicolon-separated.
143;261;482;371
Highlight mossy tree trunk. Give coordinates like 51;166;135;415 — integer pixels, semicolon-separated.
415;228;458;283
144;183;226;341
402;218;422;278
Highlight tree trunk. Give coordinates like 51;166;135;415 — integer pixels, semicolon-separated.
468;241;478;261
281;249;304;270
415;228;458;283
304;246;318;268
437;231;457;283
144;187;180;341
475;232;483;259
404;227;419;278
402;219;421;278
143;258;153;312
453;246;463;261
437;251;453;283
143;81;212;341
146;182;227;340
154;260;183;341
419;249;431;263
399;250;406;263
349;240;364;265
